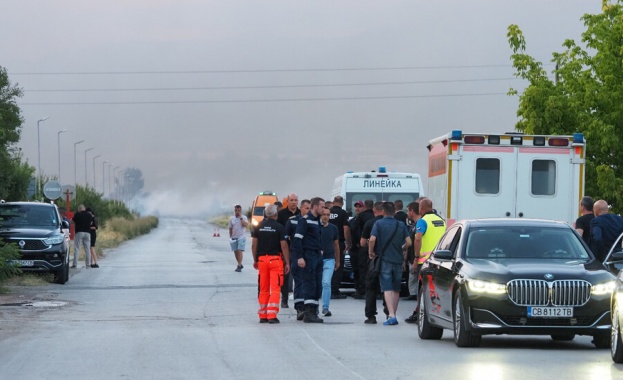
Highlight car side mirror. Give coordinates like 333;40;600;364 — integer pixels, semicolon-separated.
433;249;453;261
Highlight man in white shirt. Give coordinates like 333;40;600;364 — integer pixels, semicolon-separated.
229;204;249;272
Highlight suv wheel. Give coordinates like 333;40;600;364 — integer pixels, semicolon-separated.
54;260;69;285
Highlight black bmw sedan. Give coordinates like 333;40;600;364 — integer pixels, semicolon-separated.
417;218;616;348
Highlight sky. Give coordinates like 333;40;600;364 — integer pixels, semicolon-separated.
0;0;602;216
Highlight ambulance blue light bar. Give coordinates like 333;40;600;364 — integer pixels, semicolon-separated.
451;130;462;140
378;166;387;173
573;133;584;143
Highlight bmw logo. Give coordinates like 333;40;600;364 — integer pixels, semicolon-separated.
18;240;25;248
544;273;554;280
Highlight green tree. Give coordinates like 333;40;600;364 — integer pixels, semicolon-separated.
0;66;32;201
507;0;623;212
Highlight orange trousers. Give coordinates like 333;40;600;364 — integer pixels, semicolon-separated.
258;255;284;320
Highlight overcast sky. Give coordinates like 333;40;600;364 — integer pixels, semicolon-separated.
1;0;601;216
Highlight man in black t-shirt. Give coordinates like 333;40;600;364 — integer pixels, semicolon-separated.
360;202;387;323
575;196;594;246
252;204;290;324
72;204;94;268
276;193;300;308
329;196;351;298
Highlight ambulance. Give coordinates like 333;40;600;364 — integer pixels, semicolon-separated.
332;167;425;216
250;191;279;230
427;130;585;226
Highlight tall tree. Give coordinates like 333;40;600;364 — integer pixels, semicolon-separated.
507;0;623;212
0;66;34;200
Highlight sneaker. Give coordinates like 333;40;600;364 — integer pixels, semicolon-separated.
331;293;347;299
268;318;280;324
235;265;242;272
281;302;289;308
322;309;332;317
383;317;399;326
91;264;99;268
364;317;377;324
259;318;268;323
405;313;418;324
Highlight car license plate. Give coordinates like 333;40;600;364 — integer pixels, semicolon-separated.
528;306;573;317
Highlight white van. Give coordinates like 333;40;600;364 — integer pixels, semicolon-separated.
331;167;425;216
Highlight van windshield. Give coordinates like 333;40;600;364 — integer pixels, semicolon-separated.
253;207;265;216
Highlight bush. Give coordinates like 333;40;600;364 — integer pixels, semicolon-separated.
0;242;21;282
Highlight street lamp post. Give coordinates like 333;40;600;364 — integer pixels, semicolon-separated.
57;129;67;184
36;117;49;198
73;140;84;191
113;166;120;200
102;160;108;195
92;155;101;190
108;163;113;198
84;148;93;187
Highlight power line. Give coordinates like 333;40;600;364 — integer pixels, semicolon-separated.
19;92;510;105
10;64;522;76
25;77;520;92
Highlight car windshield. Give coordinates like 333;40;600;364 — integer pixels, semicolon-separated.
0;205;58;228
464;226;590;261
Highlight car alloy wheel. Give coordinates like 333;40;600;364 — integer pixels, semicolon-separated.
453;291;481;347
417;286;443;340
612;303;623;363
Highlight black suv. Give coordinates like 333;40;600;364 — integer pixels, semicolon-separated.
0;201;70;284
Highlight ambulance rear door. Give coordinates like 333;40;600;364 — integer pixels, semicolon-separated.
515;146;575;224
454;145;517;220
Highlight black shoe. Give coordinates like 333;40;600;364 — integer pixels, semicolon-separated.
296;309;305;321
259;318;268;323
303;306;324;323
281;302;289;309
235;265;242;272
268;318;280;324
331;293;347;299
322;309;332;317
405;313;419;324
91;264;99;268
364;317;377;324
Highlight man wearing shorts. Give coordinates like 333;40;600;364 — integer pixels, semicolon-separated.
229;204;249;272
368;202;411;326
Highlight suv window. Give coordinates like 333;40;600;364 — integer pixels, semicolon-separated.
0;204;58;227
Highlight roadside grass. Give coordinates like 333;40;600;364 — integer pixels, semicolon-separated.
210;214;230;229
1;216;159;287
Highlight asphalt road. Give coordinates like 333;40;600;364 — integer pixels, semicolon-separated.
0;218;621;380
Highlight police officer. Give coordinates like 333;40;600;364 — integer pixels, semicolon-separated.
285;199;311;320
252;204;290;324
291;197;325;323
411;197;446;322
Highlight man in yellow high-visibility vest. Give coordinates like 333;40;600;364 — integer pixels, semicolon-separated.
408;197;446;323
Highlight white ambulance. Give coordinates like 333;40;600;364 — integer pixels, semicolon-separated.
427;130;585;226
332;167;425;216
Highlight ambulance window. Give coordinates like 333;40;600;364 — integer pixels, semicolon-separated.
475;158;500;194
532;160;556;195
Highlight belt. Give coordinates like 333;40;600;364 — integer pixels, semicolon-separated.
259;253;282;257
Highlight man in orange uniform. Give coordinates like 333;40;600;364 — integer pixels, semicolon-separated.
252;204;290;323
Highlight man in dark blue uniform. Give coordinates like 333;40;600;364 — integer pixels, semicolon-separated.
590;199;623;262
329;196;351;299
285;199;311;320
291;197;325;323
276;193;301;308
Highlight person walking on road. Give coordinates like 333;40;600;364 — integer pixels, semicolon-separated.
368;202;411;326
72;204;94;268
86;207;99;268
229;204;249;272
291;197;325;323
329;195;351;299
285;199;311;320
252;204;290;323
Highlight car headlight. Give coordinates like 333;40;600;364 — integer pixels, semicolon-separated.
468;279;507;294
252;219;258;226
591;281;616;295
43;235;65;245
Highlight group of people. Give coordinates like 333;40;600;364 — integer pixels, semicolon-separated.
575;196;623;262
231;193;447;326
72;204;100;268
234;193;623;325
